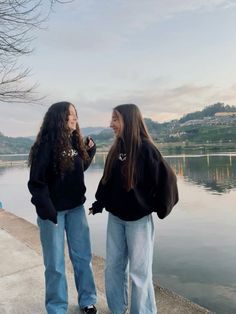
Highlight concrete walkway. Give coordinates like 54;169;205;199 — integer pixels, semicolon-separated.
0;209;214;314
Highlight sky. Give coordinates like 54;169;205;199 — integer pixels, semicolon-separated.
1;0;236;137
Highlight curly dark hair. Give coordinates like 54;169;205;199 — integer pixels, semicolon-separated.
28;101;89;176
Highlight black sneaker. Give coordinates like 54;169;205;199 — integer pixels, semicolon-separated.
82;305;97;314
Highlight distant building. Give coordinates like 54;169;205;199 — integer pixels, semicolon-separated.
215;112;236;117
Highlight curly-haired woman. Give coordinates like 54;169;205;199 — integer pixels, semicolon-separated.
28;101;97;314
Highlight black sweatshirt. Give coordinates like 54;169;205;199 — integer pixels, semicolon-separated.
91;140;178;221
28;140;96;224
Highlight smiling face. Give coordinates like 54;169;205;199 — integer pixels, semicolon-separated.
67;105;77;132
110;110;124;137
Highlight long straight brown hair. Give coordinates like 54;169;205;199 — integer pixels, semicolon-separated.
102;104;154;191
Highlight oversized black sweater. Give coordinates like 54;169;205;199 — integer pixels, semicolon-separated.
28;141;96;224
91;140;178;221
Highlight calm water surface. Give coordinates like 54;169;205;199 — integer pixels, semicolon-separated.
0;153;236;314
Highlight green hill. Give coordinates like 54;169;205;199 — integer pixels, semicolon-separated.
179;102;236;123
1;103;236;154
89;103;236;149
0;132;33;154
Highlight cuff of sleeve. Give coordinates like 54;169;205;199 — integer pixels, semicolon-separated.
36;207;57;224
91;201;103;214
87;142;96;157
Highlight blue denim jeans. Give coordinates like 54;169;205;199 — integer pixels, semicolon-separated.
37;205;97;314
105;213;157;314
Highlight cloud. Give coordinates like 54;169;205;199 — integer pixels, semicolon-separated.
1;82;236;136
1;0;236;136
39;0;236;52
73;82;236;124
0;103;47;137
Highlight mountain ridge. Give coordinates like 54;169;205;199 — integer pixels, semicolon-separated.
1;102;236;154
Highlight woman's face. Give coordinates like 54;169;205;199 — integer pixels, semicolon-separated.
110;110;124;137
67;105;77;132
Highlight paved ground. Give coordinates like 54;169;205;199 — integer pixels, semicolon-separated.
0;209;214;314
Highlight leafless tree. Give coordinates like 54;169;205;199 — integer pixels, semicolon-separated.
0;0;72;103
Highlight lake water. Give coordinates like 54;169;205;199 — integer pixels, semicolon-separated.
0;153;236;314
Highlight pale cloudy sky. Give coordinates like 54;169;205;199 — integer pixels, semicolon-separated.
1;0;236;136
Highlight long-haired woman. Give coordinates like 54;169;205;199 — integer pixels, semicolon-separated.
90;104;178;314
28;101;97;314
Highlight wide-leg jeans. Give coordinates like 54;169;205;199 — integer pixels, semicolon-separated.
37;205;97;314
105;213;157;314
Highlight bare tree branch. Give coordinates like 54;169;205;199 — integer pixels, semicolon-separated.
0;0;73;103
0;61;45;103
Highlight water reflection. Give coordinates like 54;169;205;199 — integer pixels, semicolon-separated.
1;154;236;313
0;154;28;162
90;153;107;169
167;154;236;194
1;153;236;194
90;153;236;194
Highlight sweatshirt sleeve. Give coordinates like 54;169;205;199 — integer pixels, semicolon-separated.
28;144;57;224
90;177;110;214
83;141;96;171
146;144;179;219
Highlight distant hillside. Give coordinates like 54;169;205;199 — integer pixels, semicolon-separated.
89;102;236;146
179;102;236;123
0;132;33;154
81;127;105;136
1;102;236;154
164;103;236;144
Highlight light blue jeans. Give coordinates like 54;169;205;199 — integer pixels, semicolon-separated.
105;213;157;314
37;205;97;314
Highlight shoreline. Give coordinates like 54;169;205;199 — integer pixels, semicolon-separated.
0;208;214;313
0;160;28;166
1;140;236;158
1;150;236;167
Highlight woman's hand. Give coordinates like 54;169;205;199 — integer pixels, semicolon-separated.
85;136;95;150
